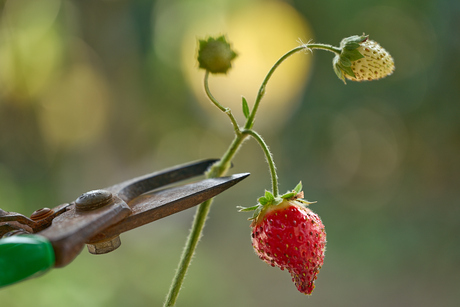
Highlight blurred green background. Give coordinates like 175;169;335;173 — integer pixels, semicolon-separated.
1;0;459;306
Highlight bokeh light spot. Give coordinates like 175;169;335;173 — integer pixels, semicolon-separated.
180;0;313;131
37;41;110;150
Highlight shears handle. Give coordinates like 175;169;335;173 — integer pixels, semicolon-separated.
0;235;55;287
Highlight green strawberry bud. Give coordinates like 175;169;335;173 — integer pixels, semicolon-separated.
197;36;237;74
333;35;394;83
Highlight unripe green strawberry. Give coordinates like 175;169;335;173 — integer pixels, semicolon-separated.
333;34;394;83
239;183;326;295
345;39;394;82
197;36;237;74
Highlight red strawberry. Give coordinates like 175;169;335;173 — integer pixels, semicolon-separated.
239;183;326;295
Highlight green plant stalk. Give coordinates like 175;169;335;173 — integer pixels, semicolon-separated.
242;129;278;196
164;76;249;306
204;71;241;136
163;198;211;307
244;43;340;130
164;134;248;307
164;42;339;306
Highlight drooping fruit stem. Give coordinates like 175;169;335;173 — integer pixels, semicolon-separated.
242;129;278;197
244;43;340;130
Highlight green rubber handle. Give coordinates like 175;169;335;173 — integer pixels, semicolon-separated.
0;235;55;287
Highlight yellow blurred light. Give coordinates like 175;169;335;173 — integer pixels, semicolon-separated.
37;41;110;150
0;0;63;101
181;1;313;131
3;0;61;38
0;28;63;101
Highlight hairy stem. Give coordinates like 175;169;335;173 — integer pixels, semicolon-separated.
242;129;278;196
204;71;241;135
244;43;340;130
164;134;248;306
163;198;212;306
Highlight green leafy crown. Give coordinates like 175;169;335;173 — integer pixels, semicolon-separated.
237;182;315;221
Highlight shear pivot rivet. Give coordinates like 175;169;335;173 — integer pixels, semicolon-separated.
75;190;113;212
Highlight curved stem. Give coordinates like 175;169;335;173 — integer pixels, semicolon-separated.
242;129;279;197
306;43;341;54
244;43;340;130
204;71;241;135
244;46;304;130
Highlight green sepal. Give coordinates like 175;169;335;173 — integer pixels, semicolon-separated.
342;48;365;62
340;63;356;78
293;181;302;194
237;205;259;212
242;96;250;118
333;55;356;83
264;190;275;202
298;199;317;206
281;192;296;199
340;34;368;49
258;196;268;206
339;56;352;68
332;34;369;84
257;191;280;208
281;181;303;199
250;206;263;221
333;56;346;83
343;42;360;50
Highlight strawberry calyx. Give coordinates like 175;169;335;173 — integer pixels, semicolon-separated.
237;182;316;223
333;34;368;83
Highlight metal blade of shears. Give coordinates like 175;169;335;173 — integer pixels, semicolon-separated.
88;173;249;243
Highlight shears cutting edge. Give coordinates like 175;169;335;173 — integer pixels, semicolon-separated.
0;159;249;287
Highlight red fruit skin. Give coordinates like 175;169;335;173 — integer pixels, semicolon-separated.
251;201;326;294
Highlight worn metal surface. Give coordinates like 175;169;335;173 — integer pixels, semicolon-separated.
75;190;113;212
0;159;249;269
0;204;69;237
108;159;219;202
30;208;55;221
39;196;131;267
87;236;122;254
87;173;249;243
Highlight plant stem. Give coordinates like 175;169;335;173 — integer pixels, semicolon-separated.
306;43;341;54
204;71;241;135
242;129;278;197
244;43;340;130
164;133;248;307
163;198;212;307
165;41;338;306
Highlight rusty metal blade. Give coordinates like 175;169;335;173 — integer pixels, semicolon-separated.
106;159;219;202
87;173;249;243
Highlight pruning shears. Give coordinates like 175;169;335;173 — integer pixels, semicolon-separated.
0;159;249;288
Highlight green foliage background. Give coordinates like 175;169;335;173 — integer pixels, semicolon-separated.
1;0;459;306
